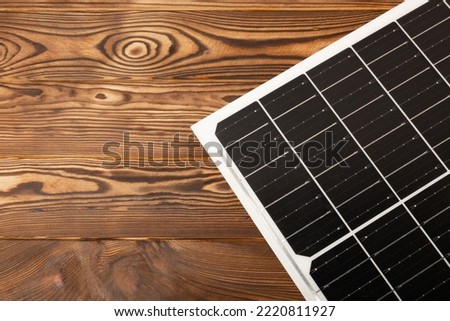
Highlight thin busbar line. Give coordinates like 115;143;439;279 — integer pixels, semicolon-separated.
412;180;449;208
385;242;430;273
336;180;381;208
411;95;450;120
274;94;317;121
436;53;450;65
385;151;428;178
318;258;371;292
350;46;448;172
372;226;419;257
396;166;444;196
395;21;450;89
378;291;396;301
363;123;406;149
434;136;450;149
310;204;402;261
396;257;445;290
422;114;450;135
389;67;430;92
368;41;408;65
322;67;363;92
244;151;289;179
342;94;384;120
286;210;333;240
314;58;450;264
312;240;360;272
418;276;450;300
311;171;449;261
256;100;402;300
316;151;359;178
423;204;450;226
224;122;269;149
308;58;450;268
402;1;439;25
344;275;387;301
445;0;450;10
412;15;450;39
292;122;338;150
264;179;310;209
401;171;449;204
403;80;443;107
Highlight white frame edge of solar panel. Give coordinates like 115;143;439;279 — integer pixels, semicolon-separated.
191;0;430;301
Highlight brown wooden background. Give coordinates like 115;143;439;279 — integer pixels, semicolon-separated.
0;0;400;300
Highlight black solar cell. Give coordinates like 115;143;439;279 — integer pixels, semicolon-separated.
407;175;450;257
356;206;449;300
399;0;450;38
311;237;395;300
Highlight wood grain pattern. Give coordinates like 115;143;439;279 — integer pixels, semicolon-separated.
0;82;250;157
0;7;389;238
0;2;394;299
0;0;401;11
0;158;261;238
0;82;256;238
0;240;301;300
0;10;386;82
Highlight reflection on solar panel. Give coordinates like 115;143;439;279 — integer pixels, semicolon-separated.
192;0;450;300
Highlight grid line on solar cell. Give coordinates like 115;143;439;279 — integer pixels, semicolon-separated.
412;15;450;40
224;122;269;149
436;53;450;65
341;94;384;120
396;21;450;89
308;50;445;196
216;0;450;258
356;206;449;300
353;8;450;163
315;151;358;178
389;67;431;92
435;137;449;149
244;150;290;179
363;123;406;149
292;122;338;150
310;237;396;300
411;95;449;121
310;167;448;262
351;47;448;172
307;55;449;268
257;99;402;299
306;63;450;266
406;175;450;257
368;41;408;65
262;76;398;227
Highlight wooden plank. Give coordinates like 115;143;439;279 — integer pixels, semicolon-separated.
0;157;263;238
0;239;301;300
0;10;386;83
0;8;390;238
0;82;251;157
0;82;256;238
0;1;401;11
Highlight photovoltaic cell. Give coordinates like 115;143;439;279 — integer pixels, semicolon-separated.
194;0;450;300
356;206;449;300
406;175;450;257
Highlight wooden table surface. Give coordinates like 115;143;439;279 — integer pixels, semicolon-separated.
0;0;401;300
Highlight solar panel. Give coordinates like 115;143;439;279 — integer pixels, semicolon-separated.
192;0;450;300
